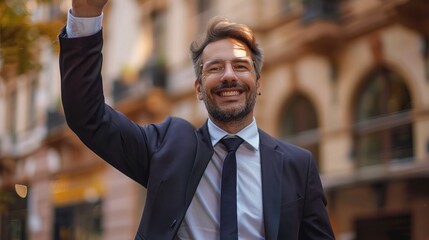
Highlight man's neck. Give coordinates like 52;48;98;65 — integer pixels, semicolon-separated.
209;116;254;134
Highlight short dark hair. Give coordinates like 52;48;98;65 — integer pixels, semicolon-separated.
190;17;264;81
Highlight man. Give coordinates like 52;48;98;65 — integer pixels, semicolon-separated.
59;0;335;239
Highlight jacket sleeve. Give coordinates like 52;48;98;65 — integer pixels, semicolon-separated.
299;154;335;239
59;28;158;187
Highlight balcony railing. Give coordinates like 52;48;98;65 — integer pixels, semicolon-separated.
112;59;166;103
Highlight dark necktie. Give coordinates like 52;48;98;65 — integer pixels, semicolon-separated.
219;137;244;240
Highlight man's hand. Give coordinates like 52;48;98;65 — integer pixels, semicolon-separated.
71;0;108;17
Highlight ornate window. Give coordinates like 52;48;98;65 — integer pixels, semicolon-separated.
0;187;27;240
280;93;320;167
302;0;340;24
353;67;413;167
53;201;102;240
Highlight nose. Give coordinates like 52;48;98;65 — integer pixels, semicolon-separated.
220;63;236;81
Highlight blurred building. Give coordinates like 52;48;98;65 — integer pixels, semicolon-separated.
0;0;428;239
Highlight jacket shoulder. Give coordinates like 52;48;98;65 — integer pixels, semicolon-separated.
259;129;313;161
143;116;196;147
150;116;196;132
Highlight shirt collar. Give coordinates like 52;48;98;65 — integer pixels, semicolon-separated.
207;118;259;150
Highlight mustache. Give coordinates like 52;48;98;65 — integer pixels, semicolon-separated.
210;81;249;94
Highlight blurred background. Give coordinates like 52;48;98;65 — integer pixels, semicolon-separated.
1;0;428;239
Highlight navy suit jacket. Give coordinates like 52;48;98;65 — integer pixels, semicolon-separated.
59;29;335;240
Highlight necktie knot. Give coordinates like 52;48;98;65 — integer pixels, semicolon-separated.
220;137;244;153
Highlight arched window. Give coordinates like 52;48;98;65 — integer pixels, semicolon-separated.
353;67;413;167
280;94;320;167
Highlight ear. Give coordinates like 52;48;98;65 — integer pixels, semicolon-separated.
195;79;203;100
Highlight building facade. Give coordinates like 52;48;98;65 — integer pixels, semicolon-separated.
0;0;428;239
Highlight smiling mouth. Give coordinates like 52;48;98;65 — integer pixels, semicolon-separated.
219;90;241;97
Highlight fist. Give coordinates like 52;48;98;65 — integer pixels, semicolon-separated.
72;0;109;17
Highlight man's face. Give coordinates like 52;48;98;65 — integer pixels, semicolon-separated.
195;38;260;124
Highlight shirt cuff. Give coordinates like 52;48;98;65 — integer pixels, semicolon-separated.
66;9;103;38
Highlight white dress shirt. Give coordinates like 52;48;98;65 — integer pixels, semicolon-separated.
65;12;264;239
176;118;264;240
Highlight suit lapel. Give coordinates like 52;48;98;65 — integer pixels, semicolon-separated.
184;125;283;239
259;130;283;240
185;121;214;204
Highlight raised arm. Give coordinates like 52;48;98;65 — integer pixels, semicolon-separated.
59;0;155;186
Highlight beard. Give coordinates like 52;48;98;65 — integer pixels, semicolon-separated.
201;81;257;123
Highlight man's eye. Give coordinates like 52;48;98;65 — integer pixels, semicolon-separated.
234;64;250;71
208;66;223;72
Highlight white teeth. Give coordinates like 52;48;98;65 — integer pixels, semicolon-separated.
220;91;239;96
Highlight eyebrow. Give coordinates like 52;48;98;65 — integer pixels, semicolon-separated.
202;57;253;66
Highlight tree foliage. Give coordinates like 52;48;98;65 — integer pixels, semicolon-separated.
0;0;64;175
0;0;64;76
